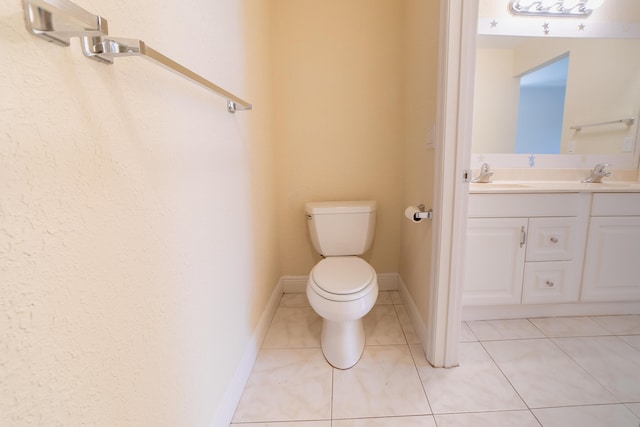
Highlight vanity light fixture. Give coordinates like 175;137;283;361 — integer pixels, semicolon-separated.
509;0;605;18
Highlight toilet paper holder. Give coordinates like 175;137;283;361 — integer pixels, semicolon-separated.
414;204;433;220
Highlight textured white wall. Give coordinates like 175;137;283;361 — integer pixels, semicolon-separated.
0;0;278;425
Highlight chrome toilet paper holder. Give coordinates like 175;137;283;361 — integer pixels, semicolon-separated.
414;204;433;221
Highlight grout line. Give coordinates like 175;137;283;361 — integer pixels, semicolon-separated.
406;342;435;417
478;339;534;412
392;303;410;346
462;320;480;342
547;336;624;404
330;367;334;423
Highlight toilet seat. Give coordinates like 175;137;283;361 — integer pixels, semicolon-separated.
310;257;376;302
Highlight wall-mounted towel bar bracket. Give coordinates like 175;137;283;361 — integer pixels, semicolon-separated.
570;117;635;131
23;0;252;113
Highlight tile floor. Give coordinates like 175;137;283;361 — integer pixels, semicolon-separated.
230;292;640;426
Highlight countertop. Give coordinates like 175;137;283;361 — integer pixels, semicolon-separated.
469;181;640;194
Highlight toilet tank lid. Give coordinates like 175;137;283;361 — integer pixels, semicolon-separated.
305;200;377;215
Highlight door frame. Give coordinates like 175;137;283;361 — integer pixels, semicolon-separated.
426;0;477;367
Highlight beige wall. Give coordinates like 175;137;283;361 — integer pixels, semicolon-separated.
473;47;520;153
268;0;440;342
1;0;278;425
271;0;405;276
399;0;440;328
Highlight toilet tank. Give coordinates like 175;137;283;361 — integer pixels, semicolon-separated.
305;200;377;256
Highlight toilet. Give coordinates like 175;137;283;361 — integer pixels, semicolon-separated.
305;200;379;369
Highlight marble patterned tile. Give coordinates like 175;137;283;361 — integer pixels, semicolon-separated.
625;403;640;419
332;415;436;427
619;335;640;352
262;307;321;349
435;410;540;427
394;304;420;344
529;316;611;337
483;339;617;408
232;348;332;423
532;404;640;427
553;336;640;401
459;322;478;342
231;422;330;427
390;291;403;305
467;319;544;341
363;305;406;345
280;293;311;307
376;291;394;305
591;315;640;335
332;345;431;419
411;343;526;414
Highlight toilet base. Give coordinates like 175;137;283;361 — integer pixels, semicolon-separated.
320;318;365;369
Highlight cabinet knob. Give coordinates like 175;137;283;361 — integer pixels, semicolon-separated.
545;280;555;288
550;237;559;243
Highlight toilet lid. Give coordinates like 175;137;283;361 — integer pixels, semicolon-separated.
311;257;374;295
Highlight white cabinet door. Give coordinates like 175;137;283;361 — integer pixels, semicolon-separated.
581;216;640;302
463;218;528;306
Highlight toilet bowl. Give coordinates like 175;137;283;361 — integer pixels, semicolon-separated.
304;200;378;369
306;256;378;369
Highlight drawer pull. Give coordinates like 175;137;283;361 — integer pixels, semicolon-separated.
520;226;527;248
545;280;555;288
550;237;558;243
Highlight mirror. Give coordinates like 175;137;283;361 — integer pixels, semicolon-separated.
471;0;640;169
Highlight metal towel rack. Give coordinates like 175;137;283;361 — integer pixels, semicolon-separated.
23;0;252;113
570;117;635;131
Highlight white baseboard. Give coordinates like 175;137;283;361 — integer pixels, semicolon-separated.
397;276;429;353
280;272;400;294
211;279;283;427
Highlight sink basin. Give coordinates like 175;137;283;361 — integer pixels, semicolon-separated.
471;183;531;189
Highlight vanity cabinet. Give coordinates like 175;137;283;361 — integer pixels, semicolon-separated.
463;193;588;306
581;193;640;302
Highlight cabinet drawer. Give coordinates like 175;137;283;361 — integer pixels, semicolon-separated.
591;193;640;216
526;217;578;261
468;193;581;218
522;261;580;304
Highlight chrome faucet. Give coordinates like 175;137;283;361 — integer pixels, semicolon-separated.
471;163;494;183
582;163;611;183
